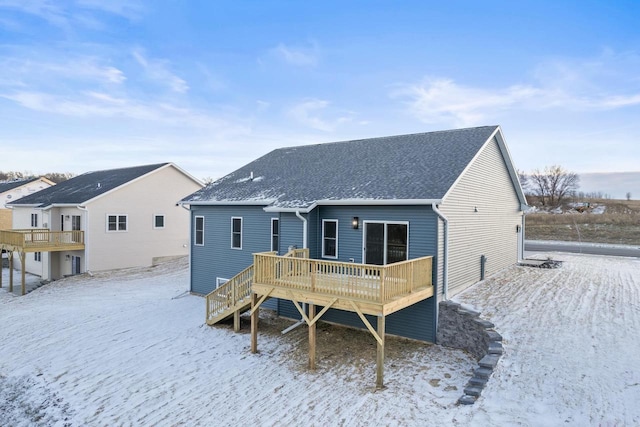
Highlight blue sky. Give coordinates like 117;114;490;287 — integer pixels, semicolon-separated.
1;1;639;186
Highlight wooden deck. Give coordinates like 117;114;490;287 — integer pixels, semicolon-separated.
205;249;434;388
0;229;85;295
0;229;85;252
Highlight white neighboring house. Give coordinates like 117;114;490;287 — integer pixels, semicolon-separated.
3;163;203;281
0;177;55;230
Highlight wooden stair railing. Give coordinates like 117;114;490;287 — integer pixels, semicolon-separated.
205;264;254;325
204;248;309;327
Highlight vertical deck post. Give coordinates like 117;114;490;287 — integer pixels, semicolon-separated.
21;251;26;296
233;284;240;332
9;251;14;293
309;303;316;370
376;315;385;389
250;292;258;353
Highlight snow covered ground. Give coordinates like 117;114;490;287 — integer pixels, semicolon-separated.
1;253;639;426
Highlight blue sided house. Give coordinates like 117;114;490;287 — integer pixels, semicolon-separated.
181;125;527;346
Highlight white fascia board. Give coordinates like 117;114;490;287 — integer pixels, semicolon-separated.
263;199;442;213
6;203;42;208
185;200;275;207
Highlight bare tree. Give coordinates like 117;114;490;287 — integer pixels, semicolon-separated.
529;165;580;207
627;192;632;201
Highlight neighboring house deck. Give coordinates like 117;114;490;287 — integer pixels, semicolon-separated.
0;230;85;294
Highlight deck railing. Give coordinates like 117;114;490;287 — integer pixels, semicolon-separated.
205;248;309;324
253;252;432;304
0;229;84;249
206;264;254;324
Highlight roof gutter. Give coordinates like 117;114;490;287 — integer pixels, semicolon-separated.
431;204;449;300
179;200;275;207
264;199;442;213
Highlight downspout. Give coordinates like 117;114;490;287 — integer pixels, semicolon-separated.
77;205;90;275
281;210;309;335
295;210;308;249
431;204;449;300
179;203;193;293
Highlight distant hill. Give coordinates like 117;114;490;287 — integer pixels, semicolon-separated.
579;172;640;200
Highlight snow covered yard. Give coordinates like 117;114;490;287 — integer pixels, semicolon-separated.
1;253;639;426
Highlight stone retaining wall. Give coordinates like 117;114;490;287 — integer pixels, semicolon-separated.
436;300;503;405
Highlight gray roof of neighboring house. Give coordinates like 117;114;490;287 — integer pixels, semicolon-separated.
182;126;505;209
9;163;169;207
0;177;42;194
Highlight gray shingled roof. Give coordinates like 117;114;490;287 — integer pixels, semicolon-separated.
0;177;41;194
182;126;500;209
9;163;169;207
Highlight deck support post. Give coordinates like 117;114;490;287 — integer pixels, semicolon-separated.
9;251;14;293
250;292;258;353
309;303;316;370
233;310;240;332
20;251;26;296
376;315;385;389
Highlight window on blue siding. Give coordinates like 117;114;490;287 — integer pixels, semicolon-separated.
231;217;242;249
322;219;338;258
195;216;204;246
271;218;279;252
34;252;42;262
31;213;38;227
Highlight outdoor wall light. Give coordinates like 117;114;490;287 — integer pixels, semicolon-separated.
352;217;359;229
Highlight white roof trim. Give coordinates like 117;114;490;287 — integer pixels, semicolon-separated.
263;198;443;213
184;200;276;207
441;126;528;208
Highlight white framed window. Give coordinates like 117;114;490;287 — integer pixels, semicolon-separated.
322;219;338;259
31;213;38;227
231;217;242;249
194;216;204;246
216;277;229;288
34;252;42;262
153;214;165;229
107;214;128;232
271;218;279;252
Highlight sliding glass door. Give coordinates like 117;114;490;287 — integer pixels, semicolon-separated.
364;221;408;265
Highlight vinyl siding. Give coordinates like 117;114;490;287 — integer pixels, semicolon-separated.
190;205;273;298
278;205;439;342
440;137;523;296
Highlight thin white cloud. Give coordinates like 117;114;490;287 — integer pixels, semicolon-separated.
0;90;234;130
132;49;189;93
75;0;145;20
0;56;126;88
271;42;319;67
288;99;353;131
393;51;640;126
0;0;68;27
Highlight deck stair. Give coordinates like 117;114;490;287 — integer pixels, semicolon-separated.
205;264;255;326
205;248;308;328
